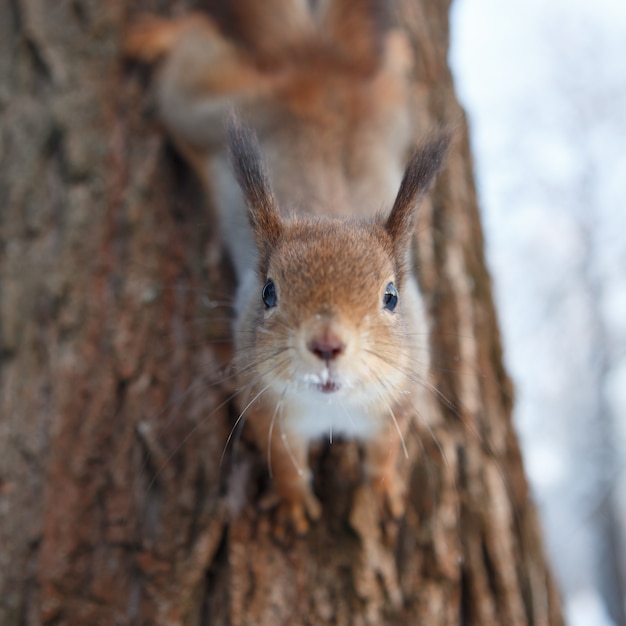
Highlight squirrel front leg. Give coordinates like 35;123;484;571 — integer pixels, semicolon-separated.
245;397;322;535
364;415;408;519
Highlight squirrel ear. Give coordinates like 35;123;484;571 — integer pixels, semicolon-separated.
227;114;283;263
385;132;450;261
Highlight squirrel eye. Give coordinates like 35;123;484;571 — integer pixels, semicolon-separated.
383;283;398;312
262;279;278;308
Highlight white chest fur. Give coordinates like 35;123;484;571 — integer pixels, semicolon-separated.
283;390;385;443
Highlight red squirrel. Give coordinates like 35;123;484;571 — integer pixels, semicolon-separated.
125;1;449;533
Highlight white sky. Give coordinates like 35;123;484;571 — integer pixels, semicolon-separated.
449;1;626;624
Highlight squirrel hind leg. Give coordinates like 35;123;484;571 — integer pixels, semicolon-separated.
123;13;215;64
123;15;181;63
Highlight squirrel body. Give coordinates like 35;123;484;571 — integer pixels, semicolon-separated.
125;0;448;532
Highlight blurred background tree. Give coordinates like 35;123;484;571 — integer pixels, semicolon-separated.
0;0;565;624
451;1;626;624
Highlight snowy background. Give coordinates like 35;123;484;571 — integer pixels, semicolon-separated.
449;0;626;624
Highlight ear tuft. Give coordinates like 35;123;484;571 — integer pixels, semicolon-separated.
385;131;451;260
227;114;283;266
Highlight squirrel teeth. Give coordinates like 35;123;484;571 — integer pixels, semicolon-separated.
318;380;340;394
300;370;342;393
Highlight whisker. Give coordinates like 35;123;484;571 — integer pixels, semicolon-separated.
371;370;409;460
337;397;358;432
363;347;457;412
365;343;521;533
367;354;461;530
220;382;273;468
186;315;235;325
120;267;237;303
222;352;293;467
267;386;289;479
409;398;460;525
135;349;292;506
131;377;207;489
130;382;243;523
278;411;304;476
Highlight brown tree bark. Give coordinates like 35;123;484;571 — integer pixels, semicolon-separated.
0;1;564;624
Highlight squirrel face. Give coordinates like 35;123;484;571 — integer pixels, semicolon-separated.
252;218;412;407
228;116;449;423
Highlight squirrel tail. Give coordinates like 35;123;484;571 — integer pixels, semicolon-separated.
123;0;405;167
205;0;392;73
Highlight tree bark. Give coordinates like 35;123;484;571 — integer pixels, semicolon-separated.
0;1;564;624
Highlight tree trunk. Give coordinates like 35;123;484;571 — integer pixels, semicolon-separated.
0;1;564;624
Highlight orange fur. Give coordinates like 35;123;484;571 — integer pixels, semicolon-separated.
125;1;448;533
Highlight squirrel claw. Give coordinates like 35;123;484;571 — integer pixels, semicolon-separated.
261;489;322;537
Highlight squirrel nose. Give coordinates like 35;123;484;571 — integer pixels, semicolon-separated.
307;334;345;362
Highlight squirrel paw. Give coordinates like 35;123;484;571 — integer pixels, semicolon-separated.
261;488;322;536
124;13;211;63
124;15;178;63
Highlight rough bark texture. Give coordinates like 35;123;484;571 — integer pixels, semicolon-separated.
0;1;564;624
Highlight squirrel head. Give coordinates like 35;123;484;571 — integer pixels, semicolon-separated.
228;116;449;405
